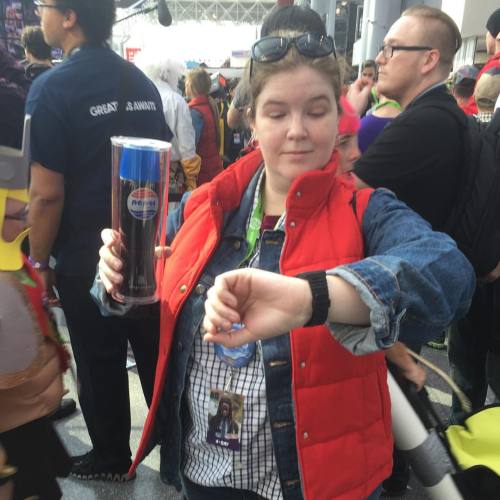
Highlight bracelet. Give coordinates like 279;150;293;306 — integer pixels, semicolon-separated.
0;464;17;486
296;270;331;327
28;256;50;270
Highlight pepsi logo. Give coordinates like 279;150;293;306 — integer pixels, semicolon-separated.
127;187;159;220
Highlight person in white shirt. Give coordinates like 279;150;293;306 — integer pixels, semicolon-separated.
136;52;201;202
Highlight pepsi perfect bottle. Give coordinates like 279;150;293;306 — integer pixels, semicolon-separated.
111;138;170;305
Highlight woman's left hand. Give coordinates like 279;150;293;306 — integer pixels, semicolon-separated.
202;268;312;347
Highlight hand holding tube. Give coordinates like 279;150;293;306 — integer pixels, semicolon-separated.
98;228;171;300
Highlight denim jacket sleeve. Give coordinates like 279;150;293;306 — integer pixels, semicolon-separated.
90;192;192;317
328;188;475;353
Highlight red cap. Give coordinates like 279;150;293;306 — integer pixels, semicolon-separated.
338;96;360;136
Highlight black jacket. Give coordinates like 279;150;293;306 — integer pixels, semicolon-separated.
355;85;465;231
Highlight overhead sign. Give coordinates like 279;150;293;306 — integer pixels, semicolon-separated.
125;47;142;62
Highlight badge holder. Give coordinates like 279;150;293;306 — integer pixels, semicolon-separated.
206;324;254;451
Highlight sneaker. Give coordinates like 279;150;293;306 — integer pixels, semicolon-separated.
70;450;134;482
426;336;447;350
381;484;410;497
72;450;93;465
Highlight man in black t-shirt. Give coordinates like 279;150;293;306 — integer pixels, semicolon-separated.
353;6;464;232
27;0;171;482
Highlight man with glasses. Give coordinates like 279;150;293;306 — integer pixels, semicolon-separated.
26;0;171;482
351;6;465;497
353;5;464;234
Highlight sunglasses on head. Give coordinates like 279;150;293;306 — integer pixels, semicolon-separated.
250;33;336;78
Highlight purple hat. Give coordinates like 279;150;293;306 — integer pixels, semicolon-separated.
486;8;500;38
455;65;479;85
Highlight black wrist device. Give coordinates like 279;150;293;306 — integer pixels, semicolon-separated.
296;270;331;327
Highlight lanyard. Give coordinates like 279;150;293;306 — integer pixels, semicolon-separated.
241;193;263;266
373;99;402;112
214;183;264;368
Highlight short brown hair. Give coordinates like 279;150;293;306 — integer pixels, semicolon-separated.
248;45;341;119
186;68;211;97
402;6;461;73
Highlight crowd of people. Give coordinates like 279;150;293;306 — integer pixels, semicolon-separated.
1;1;499;499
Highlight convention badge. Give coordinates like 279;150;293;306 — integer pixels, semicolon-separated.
233;132;241;145
206;388;244;451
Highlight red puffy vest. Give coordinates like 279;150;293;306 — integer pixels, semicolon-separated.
131;149;393;499
189;95;223;185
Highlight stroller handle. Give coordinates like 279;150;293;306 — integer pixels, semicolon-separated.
388;371;464;500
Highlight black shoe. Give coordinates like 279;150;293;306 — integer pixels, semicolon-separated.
70;451;134;482
72;450;93;465
381;483;409;497
50;398;77;421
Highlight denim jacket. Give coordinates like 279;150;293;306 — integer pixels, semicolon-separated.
92;169;475;497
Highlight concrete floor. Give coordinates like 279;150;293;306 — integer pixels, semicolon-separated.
53;309;182;500
52;310;492;500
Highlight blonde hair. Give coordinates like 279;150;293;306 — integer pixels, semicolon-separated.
186;68;221;150
186;68;212;97
247;45;341;119
402;6;461;73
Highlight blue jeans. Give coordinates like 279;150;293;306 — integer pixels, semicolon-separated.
367;485;383;500
182;475;383;500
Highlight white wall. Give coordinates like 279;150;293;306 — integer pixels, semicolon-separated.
442;0;499;38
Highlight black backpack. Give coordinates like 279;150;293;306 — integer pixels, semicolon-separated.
440;107;500;276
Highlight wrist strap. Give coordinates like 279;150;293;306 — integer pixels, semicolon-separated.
296;271;331;327
28;256;49;270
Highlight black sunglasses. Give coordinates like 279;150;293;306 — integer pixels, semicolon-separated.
250;33;335;79
252;33;336;63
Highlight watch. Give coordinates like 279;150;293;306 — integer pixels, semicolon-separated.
296;271;331;327
28;256;49;270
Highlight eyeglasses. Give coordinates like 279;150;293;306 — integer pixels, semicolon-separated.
378;45;433;59
250;33;335;79
34;1;64;15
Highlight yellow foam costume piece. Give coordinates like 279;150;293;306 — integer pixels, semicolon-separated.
0;188;30;271
445;406;500;474
181;154;201;192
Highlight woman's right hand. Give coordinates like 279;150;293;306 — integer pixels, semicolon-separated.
98;229;124;296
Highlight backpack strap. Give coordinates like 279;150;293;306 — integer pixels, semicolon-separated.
415;100;475;235
351;188;373;226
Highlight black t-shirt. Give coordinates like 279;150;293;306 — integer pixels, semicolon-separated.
354;85;465;231
26;45;171;275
